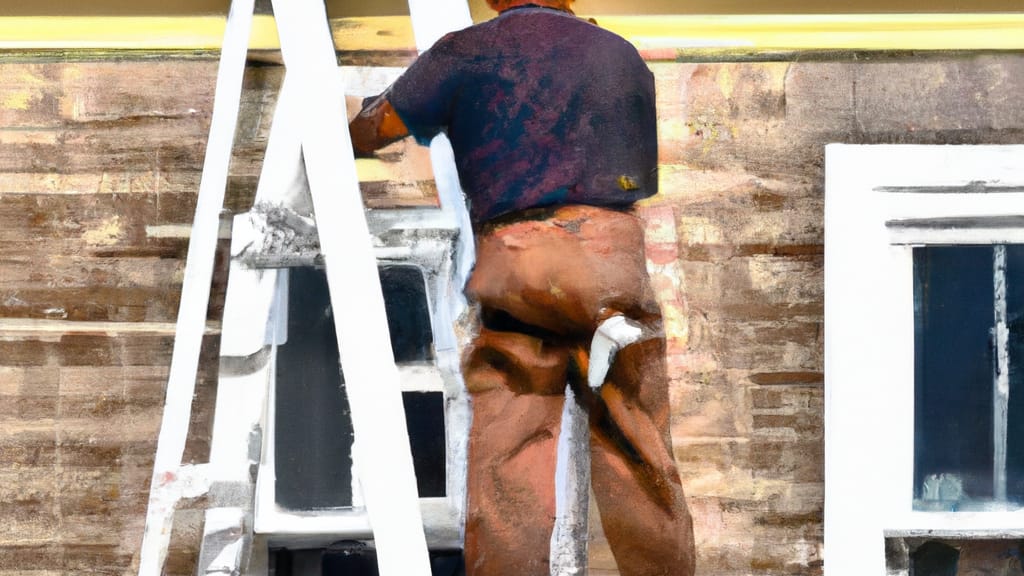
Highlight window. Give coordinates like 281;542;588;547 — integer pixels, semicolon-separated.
272;265;445;511
824;145;1024;576
247;204;468;553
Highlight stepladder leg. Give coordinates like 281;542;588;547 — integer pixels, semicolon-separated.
136;0;256;572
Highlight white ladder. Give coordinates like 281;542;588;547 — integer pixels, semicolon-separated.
136;1;472;574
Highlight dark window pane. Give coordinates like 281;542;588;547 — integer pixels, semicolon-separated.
913;246;995;509
380;265;434;363
275;266;354;509
1005;245;1024;502
322;547;465;576
274;266;443;509
269;546;465;576
404;391;446;497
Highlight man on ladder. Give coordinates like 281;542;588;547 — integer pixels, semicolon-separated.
350;1;695;574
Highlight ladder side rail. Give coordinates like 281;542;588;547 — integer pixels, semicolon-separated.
137;0;256;573
270;1;432;574
199;55;310;575
195;250;283;573
249;72;313;213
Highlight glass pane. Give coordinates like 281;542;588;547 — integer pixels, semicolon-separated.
404;391;447;498
913;246;995;511
275;266;354;509
268;547;466;576
1005;245;1024;502
275;266;443;510
322;547;465;576
380;265;434;363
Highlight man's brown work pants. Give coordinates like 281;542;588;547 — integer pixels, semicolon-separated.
461;205;695;576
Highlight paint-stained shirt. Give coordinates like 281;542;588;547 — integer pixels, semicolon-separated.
388;6;658;225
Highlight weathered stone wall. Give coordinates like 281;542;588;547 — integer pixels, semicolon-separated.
640;54;1024;576
1;51;1022;575
0;57;230;574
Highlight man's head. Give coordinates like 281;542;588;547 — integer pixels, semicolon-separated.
486;0;575;13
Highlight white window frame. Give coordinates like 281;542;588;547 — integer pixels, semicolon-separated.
239;205;468;551
824;144;1024;575
215;63;472;554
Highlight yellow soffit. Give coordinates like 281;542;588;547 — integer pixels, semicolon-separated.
0;14;1022;52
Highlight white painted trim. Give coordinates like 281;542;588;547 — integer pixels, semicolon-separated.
884;510;1024;534
863;146;1024;189
888;227;1024;246
253;333;282;543
137;1;256;573
824;144;1024;576
255;498;462;550
407;0;472;53
883;192;1024;222
994;246;1010;503
270;1;431;573
200;508;247;574
886;525;1024;539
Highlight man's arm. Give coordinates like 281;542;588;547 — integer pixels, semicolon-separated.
349;93;410;156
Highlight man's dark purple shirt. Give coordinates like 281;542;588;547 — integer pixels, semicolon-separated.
388;6;658;226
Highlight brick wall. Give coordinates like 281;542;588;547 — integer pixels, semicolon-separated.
1;57;244;574
1;52;1022;575
643;55;1024;575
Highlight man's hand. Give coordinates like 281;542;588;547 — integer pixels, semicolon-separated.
349;92;410;157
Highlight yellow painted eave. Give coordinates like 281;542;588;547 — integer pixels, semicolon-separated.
612;13;1024;51
0;13;1022;52
0;15;282;50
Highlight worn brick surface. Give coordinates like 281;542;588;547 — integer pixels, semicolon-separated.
2;51;1024;575
0;331;217;574
641;53;1024;576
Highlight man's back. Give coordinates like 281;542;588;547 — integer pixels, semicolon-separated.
389;6;658;224
347;6;696;573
